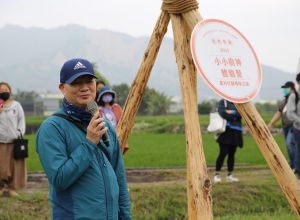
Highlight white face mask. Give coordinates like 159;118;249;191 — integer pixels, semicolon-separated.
102;94;113;103
282;88;290;96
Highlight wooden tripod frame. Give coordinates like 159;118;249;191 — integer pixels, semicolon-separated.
116;7;300;220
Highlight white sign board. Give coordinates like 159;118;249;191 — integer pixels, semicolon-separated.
191;19;262;103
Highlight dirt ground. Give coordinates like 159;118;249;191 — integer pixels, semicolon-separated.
24;166;274;191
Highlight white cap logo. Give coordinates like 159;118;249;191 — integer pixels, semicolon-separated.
74;62;86;70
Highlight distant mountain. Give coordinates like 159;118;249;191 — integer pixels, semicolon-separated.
0;24;295;101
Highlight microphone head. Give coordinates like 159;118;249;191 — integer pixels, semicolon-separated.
86;101;99;115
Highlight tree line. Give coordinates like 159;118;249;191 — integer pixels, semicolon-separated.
12;84;174;116
10;64;281;116
13;88;280;116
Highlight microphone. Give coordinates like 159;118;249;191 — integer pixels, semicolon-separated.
86;101;110;147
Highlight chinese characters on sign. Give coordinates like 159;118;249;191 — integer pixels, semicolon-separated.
191;19;262;103
212;38;248;88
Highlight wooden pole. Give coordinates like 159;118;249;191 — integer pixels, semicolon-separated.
235;102;300;217
181;9;207;219
182;24;199;220
182;9;203;32
181;9;203;96
116;11;170;149
171;14;213;220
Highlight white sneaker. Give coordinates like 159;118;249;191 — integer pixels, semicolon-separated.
213;175;222;183
226;174;239;182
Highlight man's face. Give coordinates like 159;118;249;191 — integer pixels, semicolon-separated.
59;76;96;108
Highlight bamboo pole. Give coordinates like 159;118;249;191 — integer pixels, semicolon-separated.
171;14;213;220
235;102;300;217
116;11;170;149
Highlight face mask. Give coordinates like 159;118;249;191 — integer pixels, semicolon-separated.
0;92;10;101
102;94;113;103
282;88;289;96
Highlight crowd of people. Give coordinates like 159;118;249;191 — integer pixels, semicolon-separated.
267;74;300;178
2;56;300;219
213;73;300;183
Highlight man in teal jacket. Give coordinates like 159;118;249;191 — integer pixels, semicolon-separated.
36;58;131;220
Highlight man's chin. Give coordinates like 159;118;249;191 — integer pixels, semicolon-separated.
78;99;93;108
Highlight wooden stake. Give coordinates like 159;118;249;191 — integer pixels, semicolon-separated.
182;9;203;33
171;14;213;220
182;26;199;220
235;102;300;217
181;9;208;219
116;11;170;149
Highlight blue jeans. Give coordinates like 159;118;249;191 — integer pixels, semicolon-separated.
283;126;297;169
291;127;300;176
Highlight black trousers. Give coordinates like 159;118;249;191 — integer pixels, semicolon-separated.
215;143;238;172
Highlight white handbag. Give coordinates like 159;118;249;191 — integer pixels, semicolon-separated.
207;112;227;133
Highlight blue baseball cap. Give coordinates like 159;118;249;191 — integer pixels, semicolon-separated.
60;58;97;84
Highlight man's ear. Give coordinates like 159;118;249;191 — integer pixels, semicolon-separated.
59;83;66;95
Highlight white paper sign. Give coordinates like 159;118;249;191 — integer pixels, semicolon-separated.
191;19;262;103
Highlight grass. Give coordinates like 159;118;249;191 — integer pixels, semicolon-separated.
26;135;41;172
25;112;288;171
0;190;50;220
25;115;47;125
25;112;279;129
0;169;297;220
13;114;294;219
26;132;287;171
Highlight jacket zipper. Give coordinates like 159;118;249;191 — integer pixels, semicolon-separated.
95;149;109;220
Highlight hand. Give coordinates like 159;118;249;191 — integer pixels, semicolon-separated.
86;111;108;145
267;124;272;130
0;105;4;113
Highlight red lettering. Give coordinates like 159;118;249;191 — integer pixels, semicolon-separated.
221;69;228;77
228;69;235;77
228;58;235;66
235;58;242;66
215;57;221;65
235;69;242;78
222;57;228;66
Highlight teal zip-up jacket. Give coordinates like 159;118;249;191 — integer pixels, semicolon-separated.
36;109;131;220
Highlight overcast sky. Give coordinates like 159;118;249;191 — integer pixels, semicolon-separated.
1;0;300;73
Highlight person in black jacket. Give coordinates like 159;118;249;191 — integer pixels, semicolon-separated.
213;99;243;183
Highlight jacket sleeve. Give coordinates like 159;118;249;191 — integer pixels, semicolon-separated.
109;125;131;220
218;100;240;121
36;121;97;191
287;93;300;123
112;103;123;122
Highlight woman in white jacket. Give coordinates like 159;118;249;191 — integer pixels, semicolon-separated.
0;82;26;197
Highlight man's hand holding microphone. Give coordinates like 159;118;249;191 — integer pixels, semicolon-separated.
86;101;110;147
86;111;108;145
